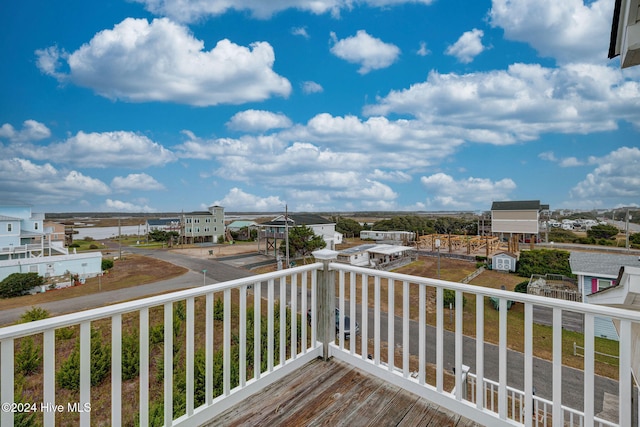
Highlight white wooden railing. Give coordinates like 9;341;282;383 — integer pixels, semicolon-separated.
1;249;639;427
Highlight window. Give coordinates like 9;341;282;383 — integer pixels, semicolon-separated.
7;224;12;232
35;223;39;230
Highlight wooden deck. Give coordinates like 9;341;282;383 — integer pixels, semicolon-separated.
206;358;479;427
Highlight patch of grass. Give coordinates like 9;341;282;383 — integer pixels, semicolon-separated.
0;255;188;313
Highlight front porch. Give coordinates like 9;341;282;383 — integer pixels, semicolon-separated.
1;249;638;426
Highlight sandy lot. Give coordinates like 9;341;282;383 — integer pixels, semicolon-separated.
170;242;260;259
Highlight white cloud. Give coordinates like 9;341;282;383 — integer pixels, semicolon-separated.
369;169;412;182
112;173;165;191
365;63;640;144
36;18;291;106
291;26;309;38
134;0;435;22
571;147;640;200
489;0;613;64
104;198;157;212
14;131;177;168
301;81;324;94
0;158;110;205
0;120;51;143
213;188;285;211
539;151;584;167
417;41;430;56
420;173;516;209
445;29;485;64
330;30;400;74
226;110;293;132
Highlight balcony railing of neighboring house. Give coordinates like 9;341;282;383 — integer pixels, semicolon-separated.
528;274;582;302
1;250;639;427
259;230;286;239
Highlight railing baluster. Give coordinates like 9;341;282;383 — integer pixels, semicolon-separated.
476;294;485;411
619;319;632;427
553;307;562;425
224;288;231;396
268;279;274;372
311;272;317;346
374;275;381;365
1;338;15;427
388;278;395;373
584;313;594;427
361;273;368;360
163;304;173;426
454;290;463;401
349;271;356;355
140;307;149;426
279;277;286;366
525;303;533;427
403;280;409;377
436;286;443;392
240;285;246;386
291;274;297;360
112;314;122;427
206;293;214;400
80;321;91;426
339;270;345;350
186;297;195;415
498;298;507;419
254;281;261;380
418;283;425;385
43;329;55;427
301;273;307;354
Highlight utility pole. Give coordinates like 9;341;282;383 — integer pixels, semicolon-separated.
118;217;122;260
625;208;630;250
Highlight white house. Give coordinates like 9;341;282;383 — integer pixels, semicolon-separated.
0;204;102;284
180;206;225;244
259;213;342;255
570;251;640;340
609;0;640;68
360;230;416;243
337;243;415;269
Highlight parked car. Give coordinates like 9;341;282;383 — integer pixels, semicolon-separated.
307;308;360;339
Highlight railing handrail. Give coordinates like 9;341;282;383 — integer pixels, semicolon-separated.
0;262;321;341
328;262;640;322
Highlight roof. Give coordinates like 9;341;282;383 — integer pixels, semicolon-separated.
570;251;640;278
366;244;414;255
491;200;542;211
147;218;179;226
0;215;20;221
20;230;44;238
227;220;258;228
338;244;378;255
609;0;622;59
493;251;517;259
262;213;333;227
587;265;640;311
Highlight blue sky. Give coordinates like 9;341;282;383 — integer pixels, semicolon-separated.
1;0;639;214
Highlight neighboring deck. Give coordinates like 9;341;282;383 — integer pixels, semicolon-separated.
208;358;478;427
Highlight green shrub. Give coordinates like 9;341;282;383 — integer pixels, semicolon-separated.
213;298;224;321
57;328;111;391
514;281;529;293
442;289;466;308
56;326;75;340
149;324;164;345
89;244;99;249
101;259;114;271
0;273;44;299
122;330;140;381
516;249;572;278
69;243;80;248
83;236;95;242
19;306;50;323
15;337;41;376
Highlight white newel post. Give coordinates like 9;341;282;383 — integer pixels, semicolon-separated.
313;249;338;360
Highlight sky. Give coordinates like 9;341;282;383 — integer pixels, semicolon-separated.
1;0;639;214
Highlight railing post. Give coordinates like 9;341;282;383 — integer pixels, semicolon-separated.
313;249;338;360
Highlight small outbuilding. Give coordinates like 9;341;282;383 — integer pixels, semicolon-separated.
491;252;517;272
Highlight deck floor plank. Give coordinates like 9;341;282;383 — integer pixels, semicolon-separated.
204;358;479;427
